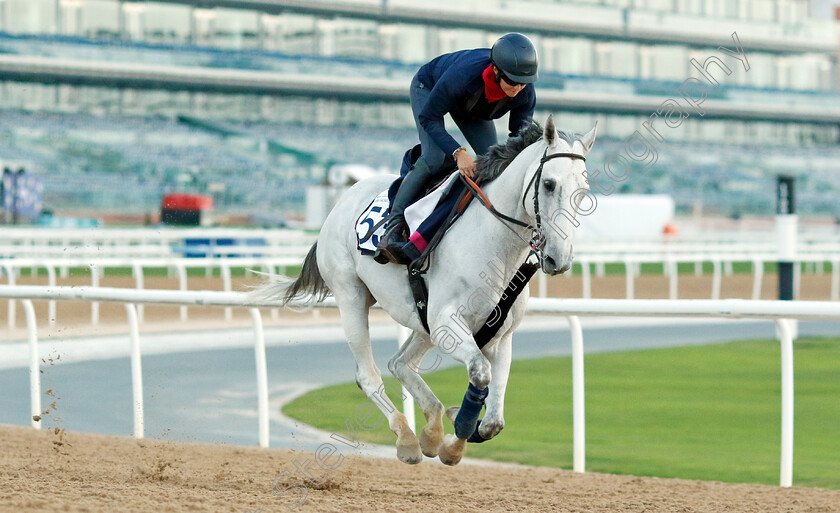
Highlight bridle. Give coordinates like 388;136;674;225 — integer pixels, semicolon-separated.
460;148;586;264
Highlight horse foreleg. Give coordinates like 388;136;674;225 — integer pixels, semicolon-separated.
438;382;483;465
477;332;512;441
389;331;445;458
444;330;513;447
431;323;492;465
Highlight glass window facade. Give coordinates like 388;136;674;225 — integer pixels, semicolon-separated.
0;0;837;216
1;81;836;148
0;1;834;92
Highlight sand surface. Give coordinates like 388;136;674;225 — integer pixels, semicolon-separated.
4;272;839;512
2;425;839;513
0;426;840;513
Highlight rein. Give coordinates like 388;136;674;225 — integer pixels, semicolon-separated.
408;147;586;335
459;148;586;258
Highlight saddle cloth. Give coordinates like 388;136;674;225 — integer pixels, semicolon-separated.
355;170;462;255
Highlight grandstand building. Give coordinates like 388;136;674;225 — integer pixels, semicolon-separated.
0;0;838;219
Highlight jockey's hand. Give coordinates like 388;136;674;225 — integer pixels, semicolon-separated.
456;151;476;178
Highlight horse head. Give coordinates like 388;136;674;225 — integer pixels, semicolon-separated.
527;115;597;276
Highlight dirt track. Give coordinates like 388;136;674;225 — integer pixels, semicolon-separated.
2;425;839;513
3;272;839;512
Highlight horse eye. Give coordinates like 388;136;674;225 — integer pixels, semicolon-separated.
542;178;556;192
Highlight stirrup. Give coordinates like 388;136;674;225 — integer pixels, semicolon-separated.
374;246;412;265
375;220;410;264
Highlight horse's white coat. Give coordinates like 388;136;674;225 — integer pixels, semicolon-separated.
289;117;595;464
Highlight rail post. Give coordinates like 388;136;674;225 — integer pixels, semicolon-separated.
4;263;16;329
711;260;722;300
132;262;145;323
24;300;41;430
581;259;592;299
776;318;794;488
46;265;57;326
250;308;269;448
125;304;144;439
568;315;585;473
624;258;634;299
177;263;188;321
752;257;764;300
222;263;233;321
832;260;840;301
667;257;678;300
90;263;99;325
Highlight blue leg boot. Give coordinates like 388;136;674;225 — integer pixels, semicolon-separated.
467;420;488;443
453;383;488;439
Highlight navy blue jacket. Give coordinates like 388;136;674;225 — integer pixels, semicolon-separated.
416;48;536;157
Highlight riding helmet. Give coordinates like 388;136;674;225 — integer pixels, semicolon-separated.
490;33;539;84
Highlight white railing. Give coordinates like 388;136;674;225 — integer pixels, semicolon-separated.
0;256;302;329
3;227;840;262
0;227;316;245
4;227;840;307
2;286;839;487
2;251;839;332
3;234;840;258
564;253;840;301
0;227;316;260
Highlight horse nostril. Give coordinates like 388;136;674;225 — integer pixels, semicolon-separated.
543;256;557;269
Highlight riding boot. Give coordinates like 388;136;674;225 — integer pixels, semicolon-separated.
374;218;408;264
375;158;433;264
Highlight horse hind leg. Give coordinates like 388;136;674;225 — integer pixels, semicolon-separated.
336;288;422;464
389;331;445;457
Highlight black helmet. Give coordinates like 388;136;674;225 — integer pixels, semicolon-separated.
491;33;538;84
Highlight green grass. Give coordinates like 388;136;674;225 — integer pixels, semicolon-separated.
283;338;840;489
576;261;784;276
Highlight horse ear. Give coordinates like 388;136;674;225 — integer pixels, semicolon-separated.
579;121;598;156
544;115;557;147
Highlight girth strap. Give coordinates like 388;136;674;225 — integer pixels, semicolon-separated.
408;266;430;333
405;148;586;342
406;185;475;333
408;255;539;342
474;258;539;348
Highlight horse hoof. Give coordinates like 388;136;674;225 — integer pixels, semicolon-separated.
419;424;443;458
396;437;423;465
438;434;466;466
392;413;422;464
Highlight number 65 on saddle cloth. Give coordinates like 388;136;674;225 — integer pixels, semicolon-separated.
355;170;463;258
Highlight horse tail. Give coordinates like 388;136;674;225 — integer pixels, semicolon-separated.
254;242;330;306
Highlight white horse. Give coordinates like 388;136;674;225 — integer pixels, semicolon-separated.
261;115;596;465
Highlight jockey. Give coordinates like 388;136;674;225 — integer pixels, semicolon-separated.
375;32;539;264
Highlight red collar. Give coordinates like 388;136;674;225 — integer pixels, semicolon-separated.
482;65;508;102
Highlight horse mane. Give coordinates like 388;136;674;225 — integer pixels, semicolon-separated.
473;121;584;183
473;122;544;183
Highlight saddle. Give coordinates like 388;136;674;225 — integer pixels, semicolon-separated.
355;144;468;263
355;145;539;339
